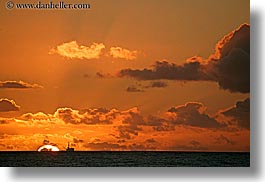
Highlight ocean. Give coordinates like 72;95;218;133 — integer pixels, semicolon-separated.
0;151;250;167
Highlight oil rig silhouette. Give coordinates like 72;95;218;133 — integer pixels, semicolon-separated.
66;142;74;152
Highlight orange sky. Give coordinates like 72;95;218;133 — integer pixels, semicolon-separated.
0;0;249;151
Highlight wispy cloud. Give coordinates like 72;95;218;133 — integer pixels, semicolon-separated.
49;41;105;60
109;47;139;60
0;81;43;89
50;41;140;61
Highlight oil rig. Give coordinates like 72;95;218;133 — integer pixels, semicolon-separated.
66;142;74;152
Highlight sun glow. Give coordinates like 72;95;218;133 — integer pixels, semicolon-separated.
37;145;60;152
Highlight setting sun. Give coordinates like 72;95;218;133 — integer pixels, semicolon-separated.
37;145;60;152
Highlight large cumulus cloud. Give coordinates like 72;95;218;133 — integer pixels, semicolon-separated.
119;24;250;93
208;23;250;93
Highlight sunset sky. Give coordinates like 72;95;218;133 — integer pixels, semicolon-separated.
0;0;249;151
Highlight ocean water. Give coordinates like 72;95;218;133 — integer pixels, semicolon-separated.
0;151;250;167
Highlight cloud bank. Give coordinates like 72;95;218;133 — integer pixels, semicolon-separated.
0;98;249;151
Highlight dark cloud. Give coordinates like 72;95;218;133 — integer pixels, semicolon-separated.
0;98;20;112
96;72;106;78
126;86;144;93
95;72;114;78
221;98;250;129
122;109;145;125
43;140;50;145
149;81;168;88
80;107;110;114
93;138;101;142
212;24;250;60
55;108;116;125
73;138;84;143
121;111;167;130
152;124;175;132
215;134;236;145
119;60;210;81
145;138;157;143
126;81;168;92
167;102;225;128
117;139;126;143
0;133;7;139
83;74;90;78
116;125;142;140
83;142;126;151
0;119;13;124
146;116;175;131
40;139;58;146
118;24;250;93
114;108;144;139
0;81;42;89
112;102;226;137
208;24;250;93
113;101;226;134
190;140;201;146
7;145;14;150
209;49;249;93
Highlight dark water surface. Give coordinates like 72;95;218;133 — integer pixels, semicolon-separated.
0;151;250;167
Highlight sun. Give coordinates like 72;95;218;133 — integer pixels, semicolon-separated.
37;145;60;152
